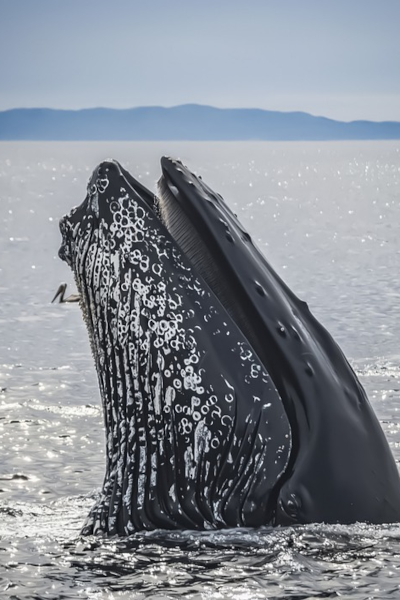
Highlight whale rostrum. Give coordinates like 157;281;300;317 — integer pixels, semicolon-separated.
57;158;400;535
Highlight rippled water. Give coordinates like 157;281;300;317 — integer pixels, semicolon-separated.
1;141;400;598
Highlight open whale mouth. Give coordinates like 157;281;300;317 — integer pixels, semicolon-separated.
158;158;264;364
58;157;400;534
157;157;301;465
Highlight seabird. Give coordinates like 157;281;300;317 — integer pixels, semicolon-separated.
51;283;80;304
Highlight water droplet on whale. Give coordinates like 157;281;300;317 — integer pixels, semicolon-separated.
277;323;286;337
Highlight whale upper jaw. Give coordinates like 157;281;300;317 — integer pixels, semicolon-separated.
57;158;400;533
159;156;400;526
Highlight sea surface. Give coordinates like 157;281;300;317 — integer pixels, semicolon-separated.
0;140;400;599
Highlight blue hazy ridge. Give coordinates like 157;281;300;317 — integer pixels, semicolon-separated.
1;104;400;140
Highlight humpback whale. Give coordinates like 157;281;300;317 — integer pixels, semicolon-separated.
58;158;400;535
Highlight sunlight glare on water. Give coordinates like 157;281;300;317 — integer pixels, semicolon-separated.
0;141;400;598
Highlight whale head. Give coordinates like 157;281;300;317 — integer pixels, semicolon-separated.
58;157;400;534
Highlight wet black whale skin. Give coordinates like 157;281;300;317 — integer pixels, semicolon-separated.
59;157;400;534
160;156;400;526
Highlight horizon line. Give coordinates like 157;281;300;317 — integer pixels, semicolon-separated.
1;104;400;126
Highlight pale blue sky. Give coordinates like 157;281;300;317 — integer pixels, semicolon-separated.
1;0;399;121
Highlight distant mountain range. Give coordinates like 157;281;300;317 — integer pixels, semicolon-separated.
1;104;400;141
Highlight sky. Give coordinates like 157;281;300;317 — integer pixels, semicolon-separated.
1;0;399;122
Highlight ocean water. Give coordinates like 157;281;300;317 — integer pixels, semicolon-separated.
0;140;400;599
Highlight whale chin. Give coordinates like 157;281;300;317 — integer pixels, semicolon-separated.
58;157;400;535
